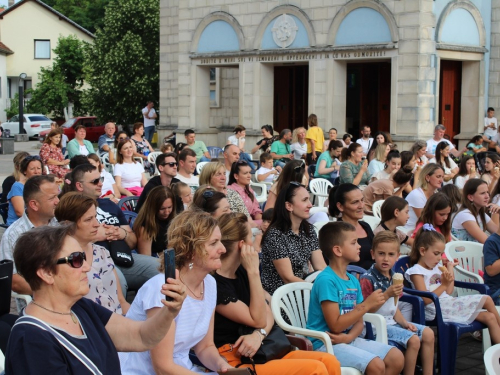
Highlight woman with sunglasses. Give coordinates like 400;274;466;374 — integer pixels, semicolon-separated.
214;212;341;374
6;224;185;375
39;128;70;179
114;139;148;197
87;153;121;203
134;186;176;257
7;155;43;226
55;192;129;313
67;125;94;159
228;161;262;222
261;182;326;295
120;210;233;374
191;185;231;218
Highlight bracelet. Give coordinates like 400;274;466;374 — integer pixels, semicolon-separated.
253;330;264;344
121;228;128;241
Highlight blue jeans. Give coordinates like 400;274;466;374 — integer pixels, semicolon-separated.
117;253;160;292
144;126;155;143
239;152;256;171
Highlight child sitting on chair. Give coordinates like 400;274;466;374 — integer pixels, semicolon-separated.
360;231;434;375
307;221;404;375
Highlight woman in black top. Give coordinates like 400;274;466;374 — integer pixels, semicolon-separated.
214;212;341;374
134;186;176;256
260;182;326;295
250;125;278;154
328;183;375;269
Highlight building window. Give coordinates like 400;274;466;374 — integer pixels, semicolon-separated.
34;40;50;59
210;68;220;108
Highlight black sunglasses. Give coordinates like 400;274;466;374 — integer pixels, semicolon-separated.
56;251;87;268
82;176;104;185
25;155;41;162
294;163;305;172
161;162;178;167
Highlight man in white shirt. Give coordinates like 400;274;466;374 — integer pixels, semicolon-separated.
175;148;199;186
142;101;157;143
425;124;466;159
356;125;373;155
484;107;500;151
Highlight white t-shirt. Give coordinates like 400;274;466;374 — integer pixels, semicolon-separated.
429;156;458;185
454;173;480;190
370;169;390;182
79;144;89;156
290;142;307;160
356;138;374;155
484;117;498;138
142;106;156;128
404;188;427;232
452;209;491;230
426;138;454;157
176;173;199;193
228;135;245;150
119;274;217;375
113;162;144;188
256;166;276;186
100;169;116;196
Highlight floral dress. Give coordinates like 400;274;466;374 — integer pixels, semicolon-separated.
405;263;486;323
85;244;122;314
39;143;67;178
132;137;154;175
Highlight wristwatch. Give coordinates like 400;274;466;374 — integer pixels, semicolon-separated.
256;328;267;337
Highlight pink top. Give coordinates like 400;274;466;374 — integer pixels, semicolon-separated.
411;222;451;242
227;183;262;222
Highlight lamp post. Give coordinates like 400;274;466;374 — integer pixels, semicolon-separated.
18;73;27;135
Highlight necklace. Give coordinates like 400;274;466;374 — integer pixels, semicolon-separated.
179;274;204;299
31;300;78;324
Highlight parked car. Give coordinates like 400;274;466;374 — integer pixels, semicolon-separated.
3;114;52;138
39;116;103;143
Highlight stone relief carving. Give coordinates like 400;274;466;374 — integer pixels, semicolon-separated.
272;14;298;48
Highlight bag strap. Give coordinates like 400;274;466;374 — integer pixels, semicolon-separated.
14;316;103;375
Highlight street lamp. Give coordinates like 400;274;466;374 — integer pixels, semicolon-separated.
18;73;27;135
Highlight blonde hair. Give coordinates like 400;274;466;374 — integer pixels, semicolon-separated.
159;210;219;271
218;212;249;260
199;162;225;186
372;231;400;252
418;163;444;191
374;143;389;162
292;127;306;144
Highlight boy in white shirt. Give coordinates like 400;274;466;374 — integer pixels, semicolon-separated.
484;107;500;152
256;152;281;190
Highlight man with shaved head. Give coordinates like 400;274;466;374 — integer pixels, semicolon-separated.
98;122;116;157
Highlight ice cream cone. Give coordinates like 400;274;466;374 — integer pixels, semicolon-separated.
392;273;404;306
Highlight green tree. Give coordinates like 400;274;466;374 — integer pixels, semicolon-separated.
42;0;110;34
26;35;87;118
83;0;159;125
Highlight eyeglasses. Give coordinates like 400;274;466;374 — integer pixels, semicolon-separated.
161;162;178;167
56;251;87;268
293;163;305;172
289;181;303;187
82;176;104;185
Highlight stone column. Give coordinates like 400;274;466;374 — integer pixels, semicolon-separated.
488;0;500;109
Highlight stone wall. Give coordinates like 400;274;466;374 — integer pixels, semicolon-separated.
209;67;240;128
489;0;500;109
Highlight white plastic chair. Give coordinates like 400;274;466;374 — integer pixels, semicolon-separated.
484;343;500;375
271;282;388;375
313;221;329;236
12;291;32;304
43;165;50;175
361;215;380;231
309;179;333;207
444;241;484;293
147;151;161;175
372;200;383;219
0;346;4;372
196;161;209;175
133;156;144;166
100;153;114;174
250;182;267;204
310;207;328;215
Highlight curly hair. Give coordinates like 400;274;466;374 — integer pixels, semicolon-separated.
160;210;219;270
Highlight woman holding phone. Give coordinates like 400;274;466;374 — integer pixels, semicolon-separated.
119;210;233;374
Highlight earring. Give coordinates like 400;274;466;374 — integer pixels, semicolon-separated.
188;262;193;270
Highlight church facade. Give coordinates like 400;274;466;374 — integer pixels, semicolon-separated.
159;0;497;147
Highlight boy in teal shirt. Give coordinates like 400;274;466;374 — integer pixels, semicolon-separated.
307;221;404;374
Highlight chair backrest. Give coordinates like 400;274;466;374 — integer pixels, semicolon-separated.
304;270;321;283
122;210;138;229
361;215;380;231
484;343;500;375
309;178;333;207
133;156;144;166
445;241;485;296
0;202;8;228
250;182;267;204
196;161;209;175
148;151;161;175
312;221;328;236
100;153;113;174
207;146;223;159
118;196;139;212
393;255;411;274
347;265;367;278
272;282;312;330
372;200;383;219
309;206;328;215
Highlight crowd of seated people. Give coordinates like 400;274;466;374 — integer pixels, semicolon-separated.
4;115;500;375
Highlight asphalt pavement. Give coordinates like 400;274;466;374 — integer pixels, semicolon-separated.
0;139;43;185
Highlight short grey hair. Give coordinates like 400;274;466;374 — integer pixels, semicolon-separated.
435;124;446;132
